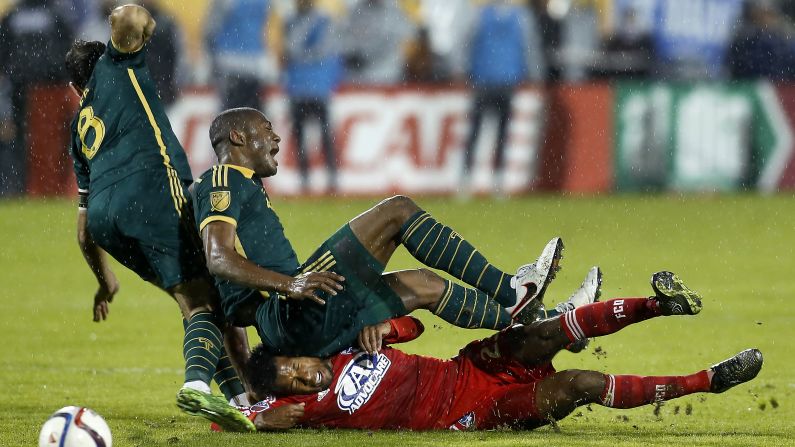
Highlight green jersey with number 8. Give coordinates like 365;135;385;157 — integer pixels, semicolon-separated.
69;41;192;198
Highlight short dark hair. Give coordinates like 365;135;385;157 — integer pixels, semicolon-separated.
246;343;279;398
65;40;106;90
208;107;265;151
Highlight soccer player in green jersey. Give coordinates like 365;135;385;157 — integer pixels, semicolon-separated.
193;107;594;359
64;4;254;432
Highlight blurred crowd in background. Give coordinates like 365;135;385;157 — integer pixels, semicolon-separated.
2;0;795;197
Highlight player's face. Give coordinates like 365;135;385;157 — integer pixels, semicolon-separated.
271;356;334;395
249;117;282;178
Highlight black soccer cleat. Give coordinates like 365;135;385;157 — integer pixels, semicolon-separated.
650;271;702;316
710;349;763;393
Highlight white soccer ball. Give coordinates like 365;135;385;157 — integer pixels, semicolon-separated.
38;406;112;447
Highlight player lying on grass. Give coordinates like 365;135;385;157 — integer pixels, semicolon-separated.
194;107;581;363
64;4;252;431
228;272;763;431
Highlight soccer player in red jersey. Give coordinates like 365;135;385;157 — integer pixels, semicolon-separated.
228;271;762;431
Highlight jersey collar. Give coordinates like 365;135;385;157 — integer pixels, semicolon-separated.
223;164;255;179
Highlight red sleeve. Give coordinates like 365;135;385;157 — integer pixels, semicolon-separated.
383;316;424;344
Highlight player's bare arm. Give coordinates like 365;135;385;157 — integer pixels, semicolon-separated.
109;4;156;53
254;403;305;431
203;220;344;305
76;208;118;322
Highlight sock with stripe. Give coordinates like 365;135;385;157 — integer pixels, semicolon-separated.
433;280;512;330
600;371;711;408
213;354;246;401
400;211;514;306
183;312;223;386
560;298;661;343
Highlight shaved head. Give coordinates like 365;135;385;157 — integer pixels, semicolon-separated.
208;107;282;177
209;107;267;154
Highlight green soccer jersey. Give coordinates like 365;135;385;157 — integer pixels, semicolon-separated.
193;164;300;321
69;41;192;199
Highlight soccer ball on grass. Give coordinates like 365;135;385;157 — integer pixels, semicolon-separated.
38;406;112;447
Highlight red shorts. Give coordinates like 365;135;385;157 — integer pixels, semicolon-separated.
444;328;555;430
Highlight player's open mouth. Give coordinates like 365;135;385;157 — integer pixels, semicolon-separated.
315;371;322;386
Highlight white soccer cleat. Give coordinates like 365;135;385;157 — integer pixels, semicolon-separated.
507;237;564;319
560;266;602;353
555;266;602;315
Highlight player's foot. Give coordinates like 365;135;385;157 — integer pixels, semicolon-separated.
507;237;564;320
650;271;702;316
558;267;602;353
709;349;763;393
555;266;602;314
176;387;255;433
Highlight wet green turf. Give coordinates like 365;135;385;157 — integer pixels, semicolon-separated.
2;195;793;446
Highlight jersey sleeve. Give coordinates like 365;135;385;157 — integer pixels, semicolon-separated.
68;120;91;192
105;40;147;68
194;167;250;233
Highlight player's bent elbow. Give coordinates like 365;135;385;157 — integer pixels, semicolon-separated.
205;248;230;277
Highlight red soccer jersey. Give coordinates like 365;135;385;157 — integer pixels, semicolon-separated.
248;319;556;431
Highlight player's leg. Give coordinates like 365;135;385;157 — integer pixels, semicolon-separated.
315;101;337;191
461;90;487;183
504;271;703;365
347;195;559;313
290;100;310;191
175;297;249;406
384;269;512;330
492;88;512;192
534;349;763;423
384;265;600;332
170;278;254;432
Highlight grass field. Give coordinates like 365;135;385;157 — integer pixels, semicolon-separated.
2;195;794;446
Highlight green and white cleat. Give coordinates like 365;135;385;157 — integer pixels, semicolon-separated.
710;349;763;393
177;387;255;433
651;271;702;316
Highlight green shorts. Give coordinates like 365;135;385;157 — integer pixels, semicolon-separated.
255;224;407;357
86;169;208;289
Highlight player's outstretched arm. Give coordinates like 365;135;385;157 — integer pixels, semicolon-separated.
109;4;156;53
77;209;119;322
203;221;344;305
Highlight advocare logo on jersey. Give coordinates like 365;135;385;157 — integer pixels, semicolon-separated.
334;352;391;414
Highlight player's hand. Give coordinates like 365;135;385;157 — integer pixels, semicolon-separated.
93;275;119;322
254;403;304;431
357;321;391;354
285;271;345;305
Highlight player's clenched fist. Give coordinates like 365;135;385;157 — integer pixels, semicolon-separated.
254;403;304;431
285;271;345;305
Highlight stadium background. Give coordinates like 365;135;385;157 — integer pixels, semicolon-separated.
1;0;793;446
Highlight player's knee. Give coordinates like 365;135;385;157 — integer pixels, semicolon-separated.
380;195;420;222
566;370;604;402
522;320;556;345
415;268;446;305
